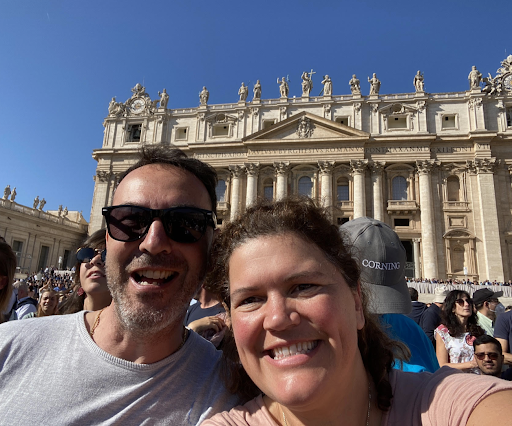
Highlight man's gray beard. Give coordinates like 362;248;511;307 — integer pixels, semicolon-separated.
106;256;204;337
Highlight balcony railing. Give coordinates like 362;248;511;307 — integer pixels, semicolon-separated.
336;200;354;209
387;200;419;214
443;201;470;211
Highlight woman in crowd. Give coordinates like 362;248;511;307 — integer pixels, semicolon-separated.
24;288;59;318
435;290;484;372
203;198;512;426
59;229;111;314
0;241;17;323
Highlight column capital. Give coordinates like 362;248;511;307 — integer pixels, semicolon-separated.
273;161;291;176
350;159;368;174
466;158;498;174
229;164;245;178
369;160;386;174
318;160;335;175
244;162;260;176
416;159;440;175
412;238;421;243
95;170;112;183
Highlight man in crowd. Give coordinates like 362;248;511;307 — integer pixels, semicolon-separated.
13;280;37;319
473;288;503;336
420;285;449;347
341;217;439;373
495;308;512;379
0;147;240;424
406;287;427;325
473;335;511;380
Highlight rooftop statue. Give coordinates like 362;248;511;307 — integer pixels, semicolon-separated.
33;196;39;210
278;77;289;98
468;66;482;90
368;73;381;95
199;86;209;105
238;82;248;101
253;80;261;100
3;185;10;200
321;75;332;96
63;206;68;218
131;83;147;98
58;205;63;217
414;70;425;92
158;89;169;108
301;70;315;96
39;198;46;211
10;187;16;202
349;74;361;95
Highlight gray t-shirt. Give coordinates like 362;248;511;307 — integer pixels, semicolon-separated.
0;312;240;425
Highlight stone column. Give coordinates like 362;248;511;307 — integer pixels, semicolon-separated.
229;165;245;221
89;171;113;234
245;162;260;207
416;160;439;280
469;158;505;281
318;161;335;207
369;161;385;221
274;162;290;201
413;238;421;279
350;160;368;218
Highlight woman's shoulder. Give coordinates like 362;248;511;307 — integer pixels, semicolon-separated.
434;324;449;336
202;395;278;426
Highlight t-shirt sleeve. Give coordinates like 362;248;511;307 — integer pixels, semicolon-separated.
386;367;512;426
493;312;511;341
201;395;278;426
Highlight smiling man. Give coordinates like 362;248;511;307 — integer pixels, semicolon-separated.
0;146;240;424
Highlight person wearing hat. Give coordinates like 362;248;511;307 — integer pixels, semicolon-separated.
340;217;439;373
420;285;450;347
473;288;504;336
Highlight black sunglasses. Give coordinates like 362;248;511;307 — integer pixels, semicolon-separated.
474;352;500;361
76;247;106;263
102;205;217;244
455;298;472;307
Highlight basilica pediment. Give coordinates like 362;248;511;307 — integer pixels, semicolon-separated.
243;112;369;142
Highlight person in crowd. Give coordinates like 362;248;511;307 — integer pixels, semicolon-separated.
24;288;59;318
203;198;512;426
13;280;37;319
185;280;227;348
407;287;427;325
59;229;111;315
435;290;484;372
0;241;16;323
0;146;240;424
473;288;504;336
340;217;438;373
494;309;512;379
420;285;449;347
473;335;511;380
505;305;512;312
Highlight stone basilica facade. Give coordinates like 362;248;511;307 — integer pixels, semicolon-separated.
90;56;512;282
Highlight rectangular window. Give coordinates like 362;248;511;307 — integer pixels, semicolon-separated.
37;245;50;271
335;116;350;126
128;124;142;142
264;185;273;200
388;116;407;129
507;108;512;127
337;185;349;201
176;127;188;141
12;240;23;267
442;115;457;129
394;218;410;227
262;119;276;130
212;125;229;137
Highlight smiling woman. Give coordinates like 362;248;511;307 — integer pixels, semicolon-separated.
202;197;512;426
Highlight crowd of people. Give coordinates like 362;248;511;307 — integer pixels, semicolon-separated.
1;146;511;425
407;277;512;286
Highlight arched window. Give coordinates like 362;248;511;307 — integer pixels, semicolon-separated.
263;178;273;200
392;176;407;200
298;176;313;197
216;179;226;202
336;178;349;201
447;176;460;201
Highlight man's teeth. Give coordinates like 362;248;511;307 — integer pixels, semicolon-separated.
271;341;318;360
137;269;175;285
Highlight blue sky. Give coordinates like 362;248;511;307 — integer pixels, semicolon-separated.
1;0;510;219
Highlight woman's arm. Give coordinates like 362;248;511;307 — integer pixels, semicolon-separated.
435;334;477;371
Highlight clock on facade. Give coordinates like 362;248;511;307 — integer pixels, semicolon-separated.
503;74;512;92
130;98;145;114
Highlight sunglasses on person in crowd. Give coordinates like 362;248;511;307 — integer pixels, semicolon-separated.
102;205;217;244
76;247;106;263
455;298;472;306
474;352;500;361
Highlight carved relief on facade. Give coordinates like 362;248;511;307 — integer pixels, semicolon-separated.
205;113;237;138
318;160;335;175
244;162;260;176
349;159;368;174
466;158;498;174
468;97;483;110
273;161;291;176
296;116;314;138
280;106;287;121
416;159;440;174
228;164;245;178
95;170;112;182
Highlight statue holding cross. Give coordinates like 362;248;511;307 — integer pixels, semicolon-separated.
301;69;315;97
